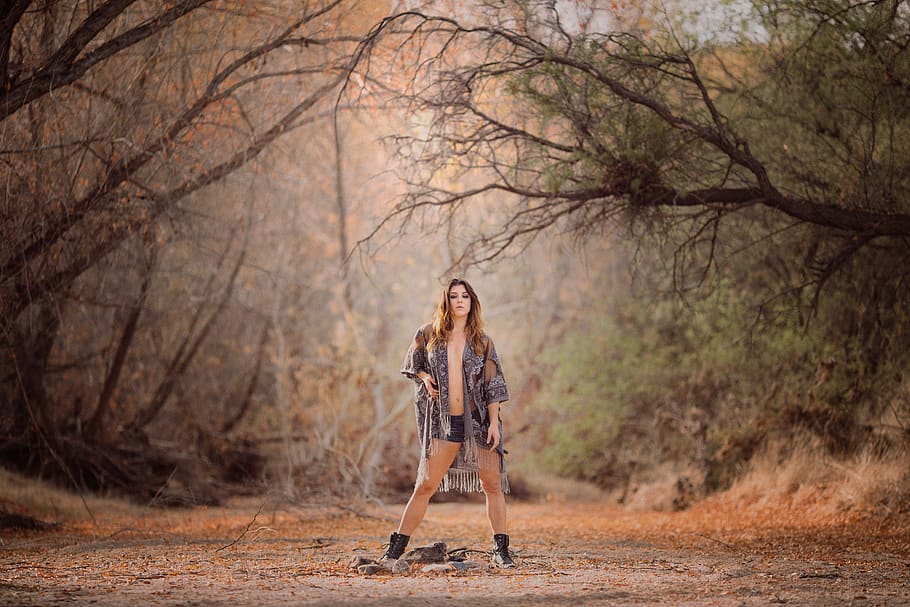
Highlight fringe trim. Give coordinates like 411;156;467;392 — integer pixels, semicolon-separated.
438;469;510;494
440;468;482;493
416;450;511;495
416;456;430;489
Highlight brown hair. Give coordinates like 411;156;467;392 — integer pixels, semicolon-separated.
428;278;485;355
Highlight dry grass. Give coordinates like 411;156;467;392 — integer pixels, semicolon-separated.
666;436;910;559
722;436;910;522
0;467;143;525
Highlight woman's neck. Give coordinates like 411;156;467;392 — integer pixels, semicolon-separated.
451;318;467;334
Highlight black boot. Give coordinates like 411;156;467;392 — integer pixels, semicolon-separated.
491;533;516;568
381;532;410;561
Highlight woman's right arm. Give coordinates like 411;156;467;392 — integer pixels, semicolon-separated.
415;371;438;399
401;326;438;399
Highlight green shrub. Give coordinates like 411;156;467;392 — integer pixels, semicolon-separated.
532;248;910;494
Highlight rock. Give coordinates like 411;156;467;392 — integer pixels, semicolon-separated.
378;558;406;573
348;556;377;570
358;564;383;575
421;563;456;573
391;559;411;574
403;542;448;564
450;561;469;571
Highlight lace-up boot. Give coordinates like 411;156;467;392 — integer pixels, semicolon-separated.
491;533;516;568
380;532;410;561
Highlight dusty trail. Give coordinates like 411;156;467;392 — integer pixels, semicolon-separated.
1;495;908;606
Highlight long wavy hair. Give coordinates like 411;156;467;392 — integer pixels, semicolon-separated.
428;278;485;355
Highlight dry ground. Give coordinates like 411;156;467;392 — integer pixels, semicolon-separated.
1;480;909;607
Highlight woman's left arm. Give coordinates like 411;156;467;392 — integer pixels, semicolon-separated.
482;336;509;450
486;402;502;450
482;337;510;405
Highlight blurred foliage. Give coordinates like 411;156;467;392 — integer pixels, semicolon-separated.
533;223;910;495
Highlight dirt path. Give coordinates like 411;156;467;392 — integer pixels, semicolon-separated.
2;494;908;606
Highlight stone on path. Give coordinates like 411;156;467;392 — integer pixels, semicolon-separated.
348;556;376;570
350;540;481;575
358;564;383;575
403;542;448;564
421;563;456;573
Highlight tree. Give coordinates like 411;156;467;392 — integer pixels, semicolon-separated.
361;0;910;290
0;0;370;500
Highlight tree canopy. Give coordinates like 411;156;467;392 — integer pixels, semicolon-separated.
362;0;910;290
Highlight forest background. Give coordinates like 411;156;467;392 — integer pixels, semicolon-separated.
1;0;909;520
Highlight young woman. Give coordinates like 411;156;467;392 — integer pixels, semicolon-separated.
381;278;515;568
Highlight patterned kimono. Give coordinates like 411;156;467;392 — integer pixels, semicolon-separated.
401;323;511;493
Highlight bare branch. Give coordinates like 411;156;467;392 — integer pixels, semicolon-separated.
3;74;344;321
0;0;211;120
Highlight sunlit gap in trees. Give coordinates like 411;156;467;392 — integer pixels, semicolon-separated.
550;0;769;43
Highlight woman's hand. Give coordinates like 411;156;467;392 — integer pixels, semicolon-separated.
486;423;501;451
421;374;439;399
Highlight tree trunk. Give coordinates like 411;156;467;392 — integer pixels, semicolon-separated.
85;246;157;443
1;303;62;465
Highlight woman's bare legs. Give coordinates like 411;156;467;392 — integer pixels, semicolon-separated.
478;451;507;534
397;439;461;536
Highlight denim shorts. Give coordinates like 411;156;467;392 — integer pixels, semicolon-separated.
436;409;483;443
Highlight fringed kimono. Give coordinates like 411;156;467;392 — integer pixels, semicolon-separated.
401;323;511;494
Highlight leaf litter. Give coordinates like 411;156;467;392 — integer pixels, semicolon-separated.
0;486;907;606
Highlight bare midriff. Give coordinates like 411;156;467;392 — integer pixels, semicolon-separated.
447;336;466;416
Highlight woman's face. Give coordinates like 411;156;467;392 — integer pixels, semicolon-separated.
448;284;472;320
